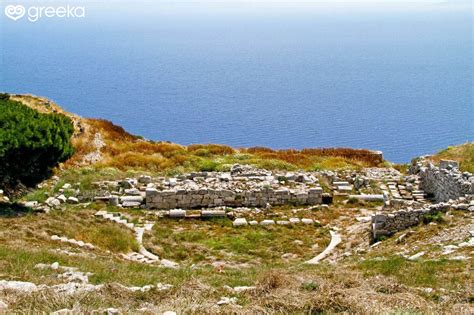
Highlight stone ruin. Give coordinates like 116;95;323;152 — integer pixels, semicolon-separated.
372;159;474;240
89;164;439;213
94;165;325;210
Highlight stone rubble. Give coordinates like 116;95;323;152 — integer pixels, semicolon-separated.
0;262;173;296
50;235;95;250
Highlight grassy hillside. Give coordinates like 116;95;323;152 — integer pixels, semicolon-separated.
8;94;385;175
429;143;474;173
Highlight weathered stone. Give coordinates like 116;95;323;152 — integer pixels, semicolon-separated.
109;195;119;206
201;210;226;218
233;218;248;227
67;197;79;204
120;196;144;203
169;209;186;218
348;194;384;201
138;175;152;184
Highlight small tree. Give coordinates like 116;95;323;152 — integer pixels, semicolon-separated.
0;97;74;193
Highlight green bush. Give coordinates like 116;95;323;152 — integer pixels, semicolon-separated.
197;159;219;172
0;98;74;191
422;211;444;224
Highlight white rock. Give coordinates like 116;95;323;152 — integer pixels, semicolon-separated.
408;252;425;261
356;216;371;223
124;188;141;196
62;183;72;189
0;280;37;292
57;195;67;203
233;218;248;227
233;286;256;293
289;218;301;224
161;259;179;269
51;309;74;315
24;201;38;208
248;220;258;225
449;255;468;261
46;197;61;208
68;239;79;245
51;262;60;270
301;218;314;224
163;312;177;315
67;197;79;204
217;296;238;305
156;283;173;291
120;195;143;203
260;220;275;225
105;308;120;315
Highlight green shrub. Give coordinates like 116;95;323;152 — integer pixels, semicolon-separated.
422;212;444;224
197;159;219;172
0;98;74;192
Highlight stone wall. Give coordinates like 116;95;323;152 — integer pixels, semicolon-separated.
413;161;473;202
371;203;450;240
146;187;323;209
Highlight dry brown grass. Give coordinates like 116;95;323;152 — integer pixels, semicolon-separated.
428;142;474;173
12;94;385;173
243;147;384;170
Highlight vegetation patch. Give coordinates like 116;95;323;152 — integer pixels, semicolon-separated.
358;256;467;288
146;217;329;264
0;97;74;193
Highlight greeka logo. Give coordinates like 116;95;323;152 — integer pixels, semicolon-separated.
4;4;85;22
4;4;25;20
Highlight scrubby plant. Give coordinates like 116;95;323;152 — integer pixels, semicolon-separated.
422;211;445;224
0;98;74;192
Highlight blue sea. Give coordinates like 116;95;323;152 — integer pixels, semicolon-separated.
1;1;472;162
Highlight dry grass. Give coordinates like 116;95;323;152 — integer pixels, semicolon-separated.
0;204;472;313
10;94;385;174
428;142;474;173
0;207;138;253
